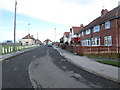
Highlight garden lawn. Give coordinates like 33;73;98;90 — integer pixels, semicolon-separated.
96;60;120;67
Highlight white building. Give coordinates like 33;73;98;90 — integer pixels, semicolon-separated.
21;34;35;45
63;32;70;44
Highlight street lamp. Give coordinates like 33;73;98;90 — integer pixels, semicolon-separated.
28;23;31;34
54;28;56;43
13;0;17;51
28;23;31;45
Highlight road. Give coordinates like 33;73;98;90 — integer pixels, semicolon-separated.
2;46;119;88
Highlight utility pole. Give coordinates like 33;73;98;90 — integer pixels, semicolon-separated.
54;28;56;43
13;0;17;51
37;33;38;39
28;23;31;34
28;23;31;45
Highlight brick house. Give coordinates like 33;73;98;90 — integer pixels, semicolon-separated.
70;24;84;44
21;34;36;45
78;5;120;54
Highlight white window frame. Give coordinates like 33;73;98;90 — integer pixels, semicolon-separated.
86;29;91;35
93;25;100;32
92;37;100;46
85;39;91;46
81;31;84;36
82;39;91;46
105;21;110;29
104;36;112;46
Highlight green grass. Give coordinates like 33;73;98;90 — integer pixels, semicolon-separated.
87;55;119;59
96;60;120;67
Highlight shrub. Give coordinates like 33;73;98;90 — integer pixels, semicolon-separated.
61;44;66;49
65;41;68;45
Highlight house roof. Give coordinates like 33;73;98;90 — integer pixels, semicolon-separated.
72;25;84;34
22;34;35;40
82;6;120;31
64;32;70;37
36;39;42;43
44;39;52;42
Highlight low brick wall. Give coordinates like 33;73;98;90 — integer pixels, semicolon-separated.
59;44;120;59
65;45;74;53
76;45;120;59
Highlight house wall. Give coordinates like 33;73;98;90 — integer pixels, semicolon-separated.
79;19;118;47
21;39;35;45
63;35;70;43
118;19;120;48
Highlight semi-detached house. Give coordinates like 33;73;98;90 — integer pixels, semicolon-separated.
70;24;84;44
78;5;120;53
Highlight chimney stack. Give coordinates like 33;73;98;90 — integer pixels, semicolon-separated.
101;9;108;16
80;24;84;27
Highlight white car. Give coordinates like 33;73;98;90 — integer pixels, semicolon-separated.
48;43;52;47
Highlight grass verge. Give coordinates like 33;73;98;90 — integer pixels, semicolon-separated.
96;60;120;67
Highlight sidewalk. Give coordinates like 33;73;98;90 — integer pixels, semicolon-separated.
0;47;38;61
53;46;120;83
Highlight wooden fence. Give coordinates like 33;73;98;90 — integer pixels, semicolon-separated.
0;45;39;55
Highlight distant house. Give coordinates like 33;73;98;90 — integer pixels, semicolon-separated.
2;40;13;45
70;24;84;44
44;39;52;45
21;34;35;45
35;39;42;45
63;32;70;44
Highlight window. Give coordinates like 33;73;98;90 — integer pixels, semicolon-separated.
93;25;100;32
81;31;84;36
86;29;91;35
92;37;100;46
86;39;91;46
81;39;91;46
104;36;112;46
105;21;110;29
81;40;85;46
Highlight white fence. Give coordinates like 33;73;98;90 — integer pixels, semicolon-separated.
0;45;39;55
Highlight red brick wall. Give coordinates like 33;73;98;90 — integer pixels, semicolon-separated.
79;19;118;47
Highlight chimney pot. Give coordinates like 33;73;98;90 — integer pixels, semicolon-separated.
80;24;84;27
101;9;108;16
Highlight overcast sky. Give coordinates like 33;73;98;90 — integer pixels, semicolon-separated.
0;0;119;42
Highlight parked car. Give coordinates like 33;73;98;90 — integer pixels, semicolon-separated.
48;42;52;47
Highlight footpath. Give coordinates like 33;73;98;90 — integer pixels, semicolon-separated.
53;46;120;83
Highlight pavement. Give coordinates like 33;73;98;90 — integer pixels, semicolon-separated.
0;47;38;61
53;46;120;83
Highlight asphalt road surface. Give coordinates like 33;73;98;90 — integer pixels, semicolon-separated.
2;45;119;89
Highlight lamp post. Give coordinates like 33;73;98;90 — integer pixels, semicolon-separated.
28;23;31;34
28;23;31;45
13;0;17;51
54;28;56;43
